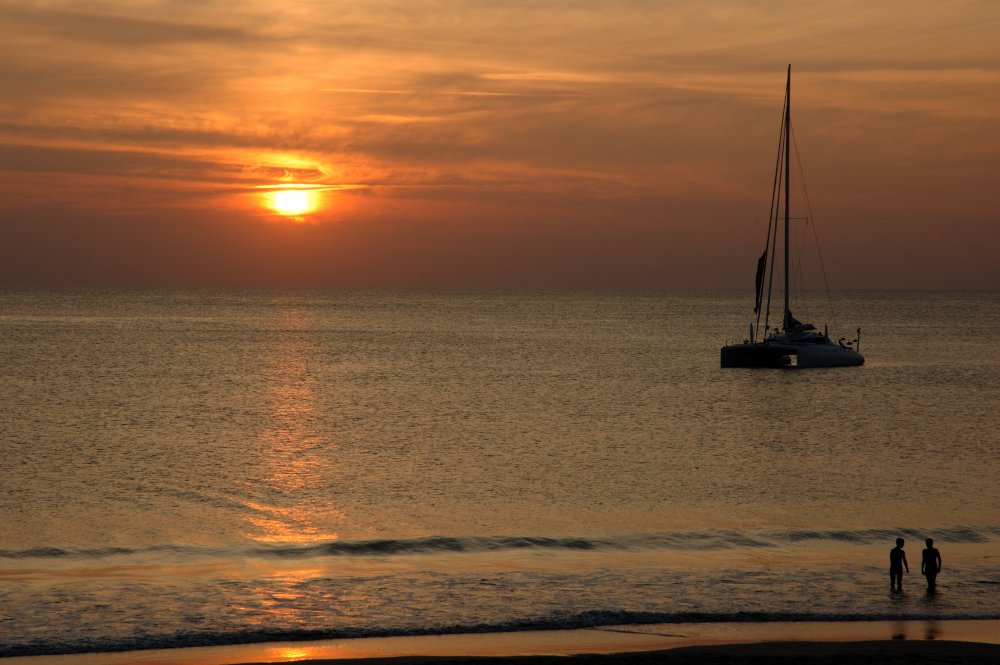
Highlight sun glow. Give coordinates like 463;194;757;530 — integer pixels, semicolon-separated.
267;188;317;216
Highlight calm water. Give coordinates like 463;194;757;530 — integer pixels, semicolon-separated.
1;289;998;657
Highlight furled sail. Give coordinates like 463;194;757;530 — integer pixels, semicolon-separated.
753;250;767;313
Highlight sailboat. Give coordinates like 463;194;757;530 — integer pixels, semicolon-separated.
721;66;864;369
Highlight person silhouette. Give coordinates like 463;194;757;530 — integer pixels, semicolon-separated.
889;538;909;591
922;538;942;590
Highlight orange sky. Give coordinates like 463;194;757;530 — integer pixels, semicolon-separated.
1;1;998;289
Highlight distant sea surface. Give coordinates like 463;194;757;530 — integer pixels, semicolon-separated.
2;289;998;657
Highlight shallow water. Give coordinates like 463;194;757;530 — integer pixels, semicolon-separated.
1;289;998;656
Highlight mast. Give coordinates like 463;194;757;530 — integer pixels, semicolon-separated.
783;64;791;331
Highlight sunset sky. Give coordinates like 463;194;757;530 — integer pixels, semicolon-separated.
1;1;998;289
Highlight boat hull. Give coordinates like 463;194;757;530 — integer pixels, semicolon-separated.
721;341;864;368
720;342;791;368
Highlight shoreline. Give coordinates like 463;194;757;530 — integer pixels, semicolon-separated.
6;620;1000;665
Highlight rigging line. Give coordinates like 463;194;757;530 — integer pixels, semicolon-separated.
760;95;786;338
764;105;786;336
790;123;838;324
787;141;814;324
764;88;788;333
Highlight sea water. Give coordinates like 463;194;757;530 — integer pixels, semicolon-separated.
1;289;998;657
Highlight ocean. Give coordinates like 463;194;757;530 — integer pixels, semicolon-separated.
1;289;998;657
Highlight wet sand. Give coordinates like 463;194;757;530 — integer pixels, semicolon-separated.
269;642;1000;665
292;640;1000;664
8;620;1000;665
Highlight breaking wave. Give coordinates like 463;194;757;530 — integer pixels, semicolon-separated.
4;525;998;561
5;608;1000;658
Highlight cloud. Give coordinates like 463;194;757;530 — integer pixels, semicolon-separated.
0;5;259;47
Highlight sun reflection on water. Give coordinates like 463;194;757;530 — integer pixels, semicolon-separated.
243;307;343;545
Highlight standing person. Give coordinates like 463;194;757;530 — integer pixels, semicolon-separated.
889;538;909;591
922;538;942;590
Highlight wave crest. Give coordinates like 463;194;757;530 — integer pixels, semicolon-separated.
3;526;997;561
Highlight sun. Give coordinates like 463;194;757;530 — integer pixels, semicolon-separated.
267;188;316;216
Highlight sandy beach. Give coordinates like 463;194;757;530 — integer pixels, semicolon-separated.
8;620;1000;665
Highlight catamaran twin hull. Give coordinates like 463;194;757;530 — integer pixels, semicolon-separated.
720;340;864;368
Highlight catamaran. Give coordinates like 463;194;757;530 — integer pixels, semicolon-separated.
721;66;864;369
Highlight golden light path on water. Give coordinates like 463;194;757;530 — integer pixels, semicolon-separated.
245;304;343;545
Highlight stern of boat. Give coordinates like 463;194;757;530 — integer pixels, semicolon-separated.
794;344;865;368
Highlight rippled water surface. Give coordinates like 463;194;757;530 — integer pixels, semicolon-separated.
1;289;998;656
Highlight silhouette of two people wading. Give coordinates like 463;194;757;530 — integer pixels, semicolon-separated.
889;537;942;592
